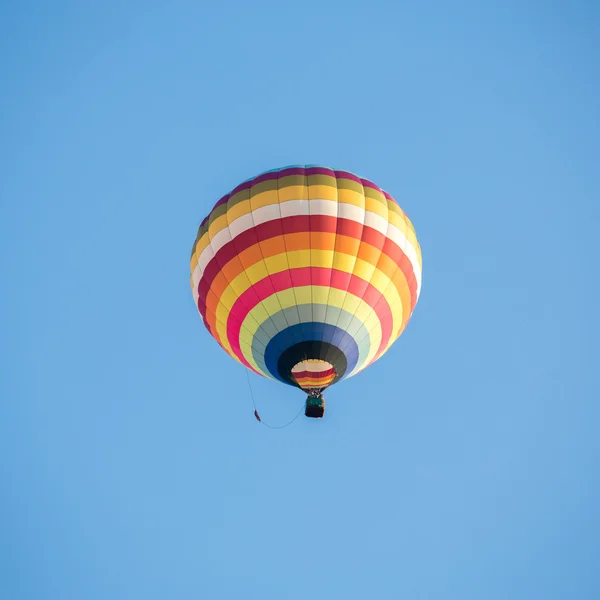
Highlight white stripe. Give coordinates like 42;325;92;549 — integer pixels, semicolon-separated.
196;244;215;277
228;212;254;238
309;199;338;217
337;202;365;222
364;210;389;235
210;227;231;254
387;224;422;289
252;203;281;225
292;359;333;373
280;199;309;217
192;265;202;290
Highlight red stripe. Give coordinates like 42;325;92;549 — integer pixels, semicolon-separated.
224;267;394;370
292;367;336;379
360;179;383;194
335;218;362;238
196;215;417;316
295;373;335;381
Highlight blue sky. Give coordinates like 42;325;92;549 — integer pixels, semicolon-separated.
1;1;599;598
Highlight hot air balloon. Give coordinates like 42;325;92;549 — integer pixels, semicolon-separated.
190;165;422;418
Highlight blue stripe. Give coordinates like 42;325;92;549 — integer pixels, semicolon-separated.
264;322;359;385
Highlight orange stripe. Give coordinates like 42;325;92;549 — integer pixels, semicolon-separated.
202;235;412;335
310;231;336;251
335;235;361;255
207;234;402;291
284;231;311;251
238;244;264;269
356;240;381;265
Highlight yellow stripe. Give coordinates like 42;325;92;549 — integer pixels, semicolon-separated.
223;198;249;222
365;191;388;218
386;200;403;218
208;213;229;239
237;286;384;371
276;184;309;203
190;234;211;267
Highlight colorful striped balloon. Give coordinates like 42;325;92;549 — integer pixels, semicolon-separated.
190;165;422;392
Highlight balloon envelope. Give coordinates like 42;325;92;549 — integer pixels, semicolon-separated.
190;165;422;392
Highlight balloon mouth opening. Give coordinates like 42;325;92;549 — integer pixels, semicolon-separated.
291;359;336;390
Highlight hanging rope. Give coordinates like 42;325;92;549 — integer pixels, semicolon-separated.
245;369;305;429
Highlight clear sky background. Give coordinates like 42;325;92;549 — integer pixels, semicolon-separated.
1;1;599;598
